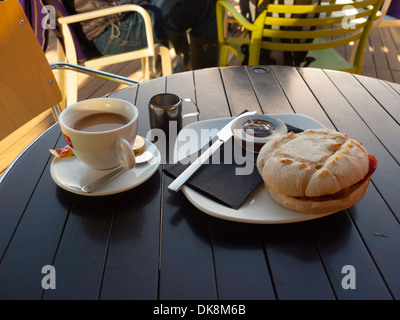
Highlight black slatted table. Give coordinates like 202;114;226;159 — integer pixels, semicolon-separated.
1;66;400;301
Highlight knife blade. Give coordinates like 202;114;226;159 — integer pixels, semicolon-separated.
167;111;257;193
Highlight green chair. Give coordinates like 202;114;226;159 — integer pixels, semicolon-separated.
217;0;384;74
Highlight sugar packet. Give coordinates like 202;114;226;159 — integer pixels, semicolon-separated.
49;146;75;159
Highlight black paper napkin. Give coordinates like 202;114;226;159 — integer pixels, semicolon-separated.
164;123;303;210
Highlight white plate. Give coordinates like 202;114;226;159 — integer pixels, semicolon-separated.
51;138;161;196
175;113;335;224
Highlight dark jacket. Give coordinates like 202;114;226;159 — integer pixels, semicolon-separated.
63;0;148;41
18;0;48;49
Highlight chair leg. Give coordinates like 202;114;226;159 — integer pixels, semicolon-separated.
142;57;150;81
155;45;172;76
56;40;67;110
66;69;78;106
51;104;62;121
348;39;359;65
189;35;219;70
219;45;229;67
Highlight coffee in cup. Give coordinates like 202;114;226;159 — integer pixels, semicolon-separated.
58;98;138;170
71;112;130;132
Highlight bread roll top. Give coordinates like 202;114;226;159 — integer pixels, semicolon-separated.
256;129;369;197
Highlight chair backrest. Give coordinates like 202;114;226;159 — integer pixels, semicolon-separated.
0;0;62;141
248;0;384;70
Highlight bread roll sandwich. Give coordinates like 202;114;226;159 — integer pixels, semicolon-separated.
256;129;377;214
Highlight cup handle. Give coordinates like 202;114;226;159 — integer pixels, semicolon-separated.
182;98;200;119
115;137;136;169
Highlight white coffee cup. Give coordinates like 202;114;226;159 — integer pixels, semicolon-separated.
58;98;138;170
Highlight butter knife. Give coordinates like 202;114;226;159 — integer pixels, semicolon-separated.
167;111;257;193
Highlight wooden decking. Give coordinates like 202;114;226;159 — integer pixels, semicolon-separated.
1;25;400;176
362;26;400;82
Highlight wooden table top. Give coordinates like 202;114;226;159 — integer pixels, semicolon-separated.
1;65;400;301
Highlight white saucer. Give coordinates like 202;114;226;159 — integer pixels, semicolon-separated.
50;138;161;196
175;113;336;224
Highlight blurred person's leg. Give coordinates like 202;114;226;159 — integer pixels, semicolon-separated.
93;4;164;55
154;0;219;69
170;34;191;72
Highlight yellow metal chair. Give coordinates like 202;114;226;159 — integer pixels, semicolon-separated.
217;0;384;74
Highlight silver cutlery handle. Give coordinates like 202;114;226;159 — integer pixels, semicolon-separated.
167;139;223;193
